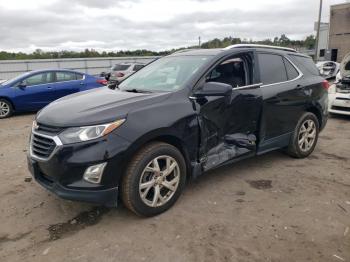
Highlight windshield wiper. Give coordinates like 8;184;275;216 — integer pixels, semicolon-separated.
123;88;152;93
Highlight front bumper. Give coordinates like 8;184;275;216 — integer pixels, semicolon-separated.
27;132;131;207
28;157;119;206
328;92;350;116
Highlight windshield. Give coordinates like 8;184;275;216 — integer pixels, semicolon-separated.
112;64;131;71
118;56;210;92
1;72;31;86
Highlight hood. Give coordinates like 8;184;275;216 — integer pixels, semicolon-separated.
36;87;172;127
340;52;350;78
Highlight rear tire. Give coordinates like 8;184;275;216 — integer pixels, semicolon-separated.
121;142;186;217
0;99;13;119
286;112;319;158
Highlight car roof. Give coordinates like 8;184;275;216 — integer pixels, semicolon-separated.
28;69;85;74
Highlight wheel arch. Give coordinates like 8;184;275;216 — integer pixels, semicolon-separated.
122;132;194;182
306;106;322;128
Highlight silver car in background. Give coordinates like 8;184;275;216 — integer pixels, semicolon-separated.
104;63;146;82
316;61;340;79
328;53;350;115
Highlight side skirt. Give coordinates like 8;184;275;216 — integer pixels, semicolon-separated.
257;132;293;155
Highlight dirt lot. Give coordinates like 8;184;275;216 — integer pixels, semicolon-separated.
0;114;349;262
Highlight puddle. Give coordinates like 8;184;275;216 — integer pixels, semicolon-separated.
247;180;272;190
48;206;110;241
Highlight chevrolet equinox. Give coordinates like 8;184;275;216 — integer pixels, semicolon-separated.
27;45;329;216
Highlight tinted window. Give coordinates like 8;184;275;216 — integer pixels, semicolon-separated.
133;64;144;71
258;53;287;85
24;72;54;86
289;55;320;76
56;72;77;82
283;58;299;80
112;64;130;71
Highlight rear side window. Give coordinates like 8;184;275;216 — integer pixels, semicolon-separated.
283;58;299;80
289;55;320;76
258;53;288;85
56;72;77;82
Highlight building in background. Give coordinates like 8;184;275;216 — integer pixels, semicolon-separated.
328;2;350;62
314;22;329;61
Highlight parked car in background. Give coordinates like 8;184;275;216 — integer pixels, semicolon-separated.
328;52;350;115
0;69;107;118
316;61;340;79
101;63;146;82
28;45;328;217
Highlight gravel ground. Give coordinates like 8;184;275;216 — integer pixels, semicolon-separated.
0;113;349;262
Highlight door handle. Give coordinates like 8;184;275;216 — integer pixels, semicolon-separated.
80;82;84;85
47;86;52;89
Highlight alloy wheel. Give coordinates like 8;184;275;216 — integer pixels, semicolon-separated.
139;155;180;207
298;119;316;152
0;101;10;117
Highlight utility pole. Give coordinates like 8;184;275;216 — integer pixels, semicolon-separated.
198;36;201;48
315;0;323;62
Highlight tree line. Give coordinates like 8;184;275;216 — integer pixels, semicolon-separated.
0;34;315;60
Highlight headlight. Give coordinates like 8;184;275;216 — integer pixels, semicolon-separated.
59;119;125;144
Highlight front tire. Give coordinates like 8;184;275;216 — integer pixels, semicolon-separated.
0;99;13;119
121;142;186;217
286;112;319;158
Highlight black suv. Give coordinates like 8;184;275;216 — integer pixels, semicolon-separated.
27;45;329;216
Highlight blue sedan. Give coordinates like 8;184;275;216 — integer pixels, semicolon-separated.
0;69;107;118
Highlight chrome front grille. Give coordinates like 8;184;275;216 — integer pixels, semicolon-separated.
30;132;62;160
32;134;56;158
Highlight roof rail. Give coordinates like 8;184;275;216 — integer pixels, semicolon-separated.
223;44;297;53
173;48;201;54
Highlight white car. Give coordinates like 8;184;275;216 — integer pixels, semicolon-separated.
316;61;340;79
328;53;350;115
109;63;146;82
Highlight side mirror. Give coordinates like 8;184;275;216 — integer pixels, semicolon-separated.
17;82;26;89
194;82;232;97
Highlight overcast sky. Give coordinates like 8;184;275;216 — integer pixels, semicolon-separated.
0;0;347;53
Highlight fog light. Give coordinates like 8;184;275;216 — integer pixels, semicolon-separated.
83;163;107;184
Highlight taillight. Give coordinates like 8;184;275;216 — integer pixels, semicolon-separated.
96;79;108;86
115;72;125;77
322;79;330;90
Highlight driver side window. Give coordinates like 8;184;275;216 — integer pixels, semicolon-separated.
206;54;252;88
19;72;52;87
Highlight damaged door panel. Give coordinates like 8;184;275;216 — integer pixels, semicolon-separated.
192;51;263;171
196;86;262;171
